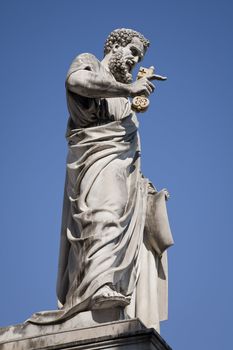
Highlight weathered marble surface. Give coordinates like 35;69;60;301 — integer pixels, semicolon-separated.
27;28;173;331
0;318;172;350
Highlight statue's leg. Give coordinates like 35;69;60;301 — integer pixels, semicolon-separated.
86;159;128;217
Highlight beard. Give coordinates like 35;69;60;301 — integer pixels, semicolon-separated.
108;49;133;84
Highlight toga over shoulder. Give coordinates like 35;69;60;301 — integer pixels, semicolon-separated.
66;53;100;83
66;53;104;130
65;53;132;131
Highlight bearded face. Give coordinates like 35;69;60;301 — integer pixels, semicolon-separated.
108;48;133;84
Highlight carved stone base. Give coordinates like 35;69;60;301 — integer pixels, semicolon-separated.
0;312;172;350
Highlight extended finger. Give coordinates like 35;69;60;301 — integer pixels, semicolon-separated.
147;74;167;81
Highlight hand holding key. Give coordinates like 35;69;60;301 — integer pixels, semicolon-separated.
131;66;167;112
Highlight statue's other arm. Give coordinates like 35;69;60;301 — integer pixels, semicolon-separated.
66;63;155;99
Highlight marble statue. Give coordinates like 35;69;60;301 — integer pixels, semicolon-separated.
29;28;174;332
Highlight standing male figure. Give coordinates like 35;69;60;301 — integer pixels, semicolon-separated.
30;28;173;332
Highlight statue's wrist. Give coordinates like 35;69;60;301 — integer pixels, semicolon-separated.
119;82;131;97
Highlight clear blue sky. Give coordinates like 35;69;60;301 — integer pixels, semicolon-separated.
0;1;232;349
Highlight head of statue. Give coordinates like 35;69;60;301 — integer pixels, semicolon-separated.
104;28;150;84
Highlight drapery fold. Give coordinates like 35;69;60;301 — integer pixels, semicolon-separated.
28;53;173;330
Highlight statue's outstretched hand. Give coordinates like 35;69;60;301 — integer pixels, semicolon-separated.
129;77;155;97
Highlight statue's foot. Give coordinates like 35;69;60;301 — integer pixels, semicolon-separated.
91;284;131;310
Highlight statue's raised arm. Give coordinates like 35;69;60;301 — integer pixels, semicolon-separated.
65;40;156;100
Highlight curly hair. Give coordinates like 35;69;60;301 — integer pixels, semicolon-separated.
104;28;150;56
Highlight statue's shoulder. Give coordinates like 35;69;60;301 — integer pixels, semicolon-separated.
66;53;101;81
74;53;100;65
75;52;99;64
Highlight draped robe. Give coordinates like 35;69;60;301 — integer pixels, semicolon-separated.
29;53;173;331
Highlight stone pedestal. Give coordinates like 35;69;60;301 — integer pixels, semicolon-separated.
0;311;172;350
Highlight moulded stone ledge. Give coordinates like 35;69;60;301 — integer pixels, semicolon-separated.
0;313;172;350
